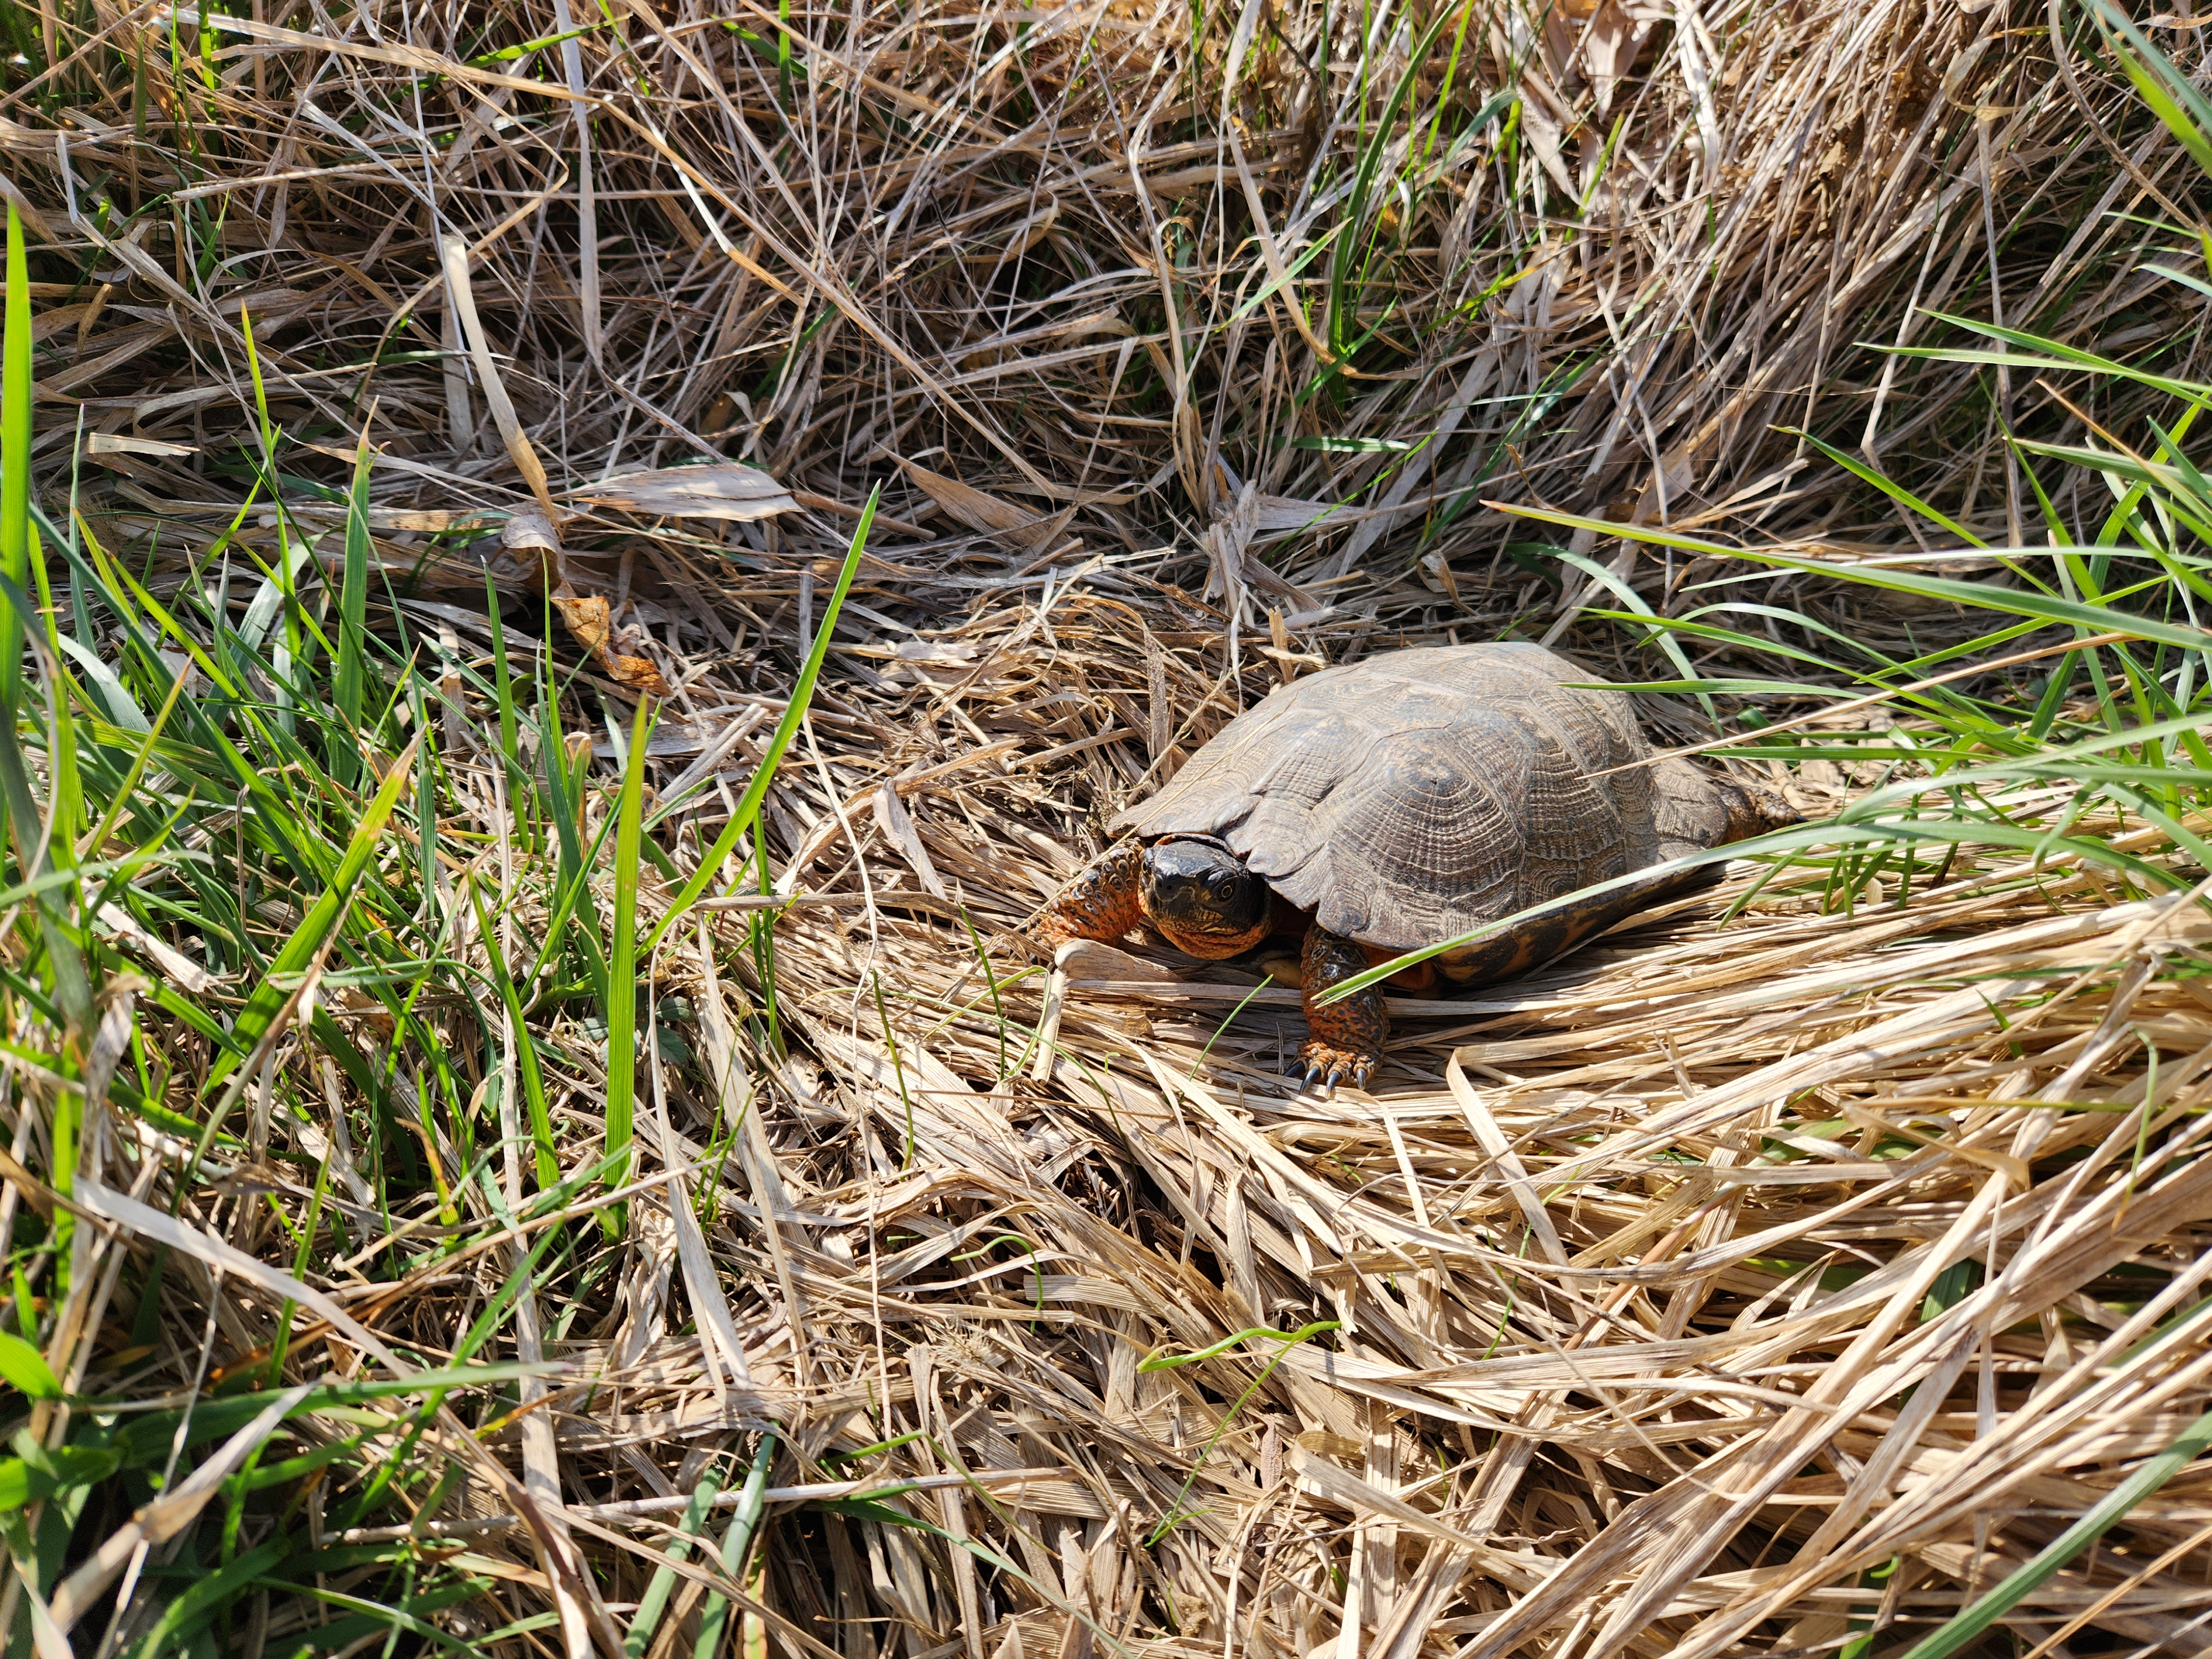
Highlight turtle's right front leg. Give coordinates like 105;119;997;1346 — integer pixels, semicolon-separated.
1034;840;1145;947
1297;925;1387;1094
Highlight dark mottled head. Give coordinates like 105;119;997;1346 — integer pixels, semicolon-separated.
1139;834;1271;959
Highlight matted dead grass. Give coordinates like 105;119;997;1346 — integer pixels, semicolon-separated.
6;0;2212;1655
40;571;2212;1659
601;613;2212;1659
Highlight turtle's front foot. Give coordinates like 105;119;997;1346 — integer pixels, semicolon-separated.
1293;1038;1376;1097
1296;925;1387;1096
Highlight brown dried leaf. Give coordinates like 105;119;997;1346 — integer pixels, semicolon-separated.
502;508;566;596
902;462;1073;551
549;592;672;696
570;461;797;523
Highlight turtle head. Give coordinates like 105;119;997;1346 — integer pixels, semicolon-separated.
1140;835;1272;959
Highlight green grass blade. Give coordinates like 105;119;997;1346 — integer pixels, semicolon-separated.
645;484;878;956
0;220;93;1036
532;616;607;998
471;881;559;1190
1782;427;1990;550
2;202;29;711
333;435;374;784
0;1328;61;1399
1895;1405;2212;1659
1547;545;1713;716
626;1468;722;1658
205;734;421;1096
121;1537;294;1659
0;599;93;1042
2086;0;2212;174
1325;13;1449;356
694;1436;778;1659
485;570;530;848
604;692;651;1206
1495;503;2212;651
1894;314;2212;411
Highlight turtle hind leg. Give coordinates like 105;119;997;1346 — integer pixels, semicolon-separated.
1436;867;1721;988
1296;925;1387;1095
1034;840;1146;947
1360;942;1438;993
1653;756;1799;853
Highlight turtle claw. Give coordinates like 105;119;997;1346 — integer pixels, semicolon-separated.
1293;1041;1377;1097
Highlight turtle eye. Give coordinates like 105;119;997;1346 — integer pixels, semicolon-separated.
1213;877;1235;901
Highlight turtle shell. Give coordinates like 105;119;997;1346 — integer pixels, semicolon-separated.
1108;643;1670;955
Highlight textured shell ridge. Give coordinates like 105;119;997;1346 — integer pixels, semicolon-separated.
1109;669;1353;838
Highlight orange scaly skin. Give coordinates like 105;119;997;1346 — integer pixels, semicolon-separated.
1300;926;1386;1090
1035;841;1145;947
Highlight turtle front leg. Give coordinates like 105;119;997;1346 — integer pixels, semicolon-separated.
1034;840;1145;947
1297;925;1387;1094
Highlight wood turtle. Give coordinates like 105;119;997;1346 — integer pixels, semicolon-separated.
1034;642;1789;1091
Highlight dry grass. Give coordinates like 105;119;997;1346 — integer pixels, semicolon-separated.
4;0;2212;1657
